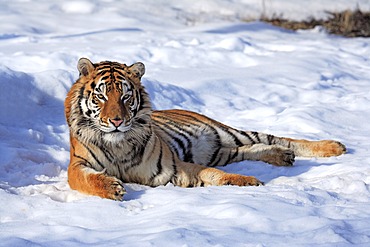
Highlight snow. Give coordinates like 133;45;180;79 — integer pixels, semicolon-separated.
1;0;370;246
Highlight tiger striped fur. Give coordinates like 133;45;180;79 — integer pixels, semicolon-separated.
64;58;346;200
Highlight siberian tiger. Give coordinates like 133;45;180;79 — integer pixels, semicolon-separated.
64;58;346;200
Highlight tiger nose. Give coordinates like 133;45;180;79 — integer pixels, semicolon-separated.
110;118;123;127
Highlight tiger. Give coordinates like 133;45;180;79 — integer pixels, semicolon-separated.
64;58;346;200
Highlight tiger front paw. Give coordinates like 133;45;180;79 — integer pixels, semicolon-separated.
221;174;264;186
105;176;126;201
94;173;126;201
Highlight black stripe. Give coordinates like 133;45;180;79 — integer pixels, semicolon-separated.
224;147;239;166
114;69;126;78
251;131;261;143
171;150;177;173
96;65;111;70
123;133;152;172
153;123;181;158
100;75;110;81
162;149;177;185
150;143;163;182
142;131;156;159
172;136;187;160
97;69;109;76
93;141;114;163
154;114;199;132
159;120;194;162
157;145;163;176
116;75;125;81
85;109;92;117
133;88;141;115
102;147;115;162
124;146;144;170
153;115;203;157
137;87;148;111
210;153;223;167
163;111;243;148
219;126;243;146
77;118;93;129
225;152;233;166
267;134;274;145
117;162;123;181
163;150;177;185
81;143;105;170
157;111;238;165
154;121;193;162
77;85;86;115
110;66;115;82
162;111;204;127
73;154;94;168
238;131;256;144
136;117;147;125
151;115;193;137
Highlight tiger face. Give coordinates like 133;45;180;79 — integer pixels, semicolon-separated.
66;58;152;144
82;67;136;134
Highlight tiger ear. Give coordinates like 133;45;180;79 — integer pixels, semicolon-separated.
128;62;145;79
77;58;95;77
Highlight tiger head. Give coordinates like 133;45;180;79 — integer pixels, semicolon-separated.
65;58;152;144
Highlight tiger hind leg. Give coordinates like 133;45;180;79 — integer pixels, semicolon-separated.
238;131;346;158
172;161;264;188
210;144;295;167
210;131;345;167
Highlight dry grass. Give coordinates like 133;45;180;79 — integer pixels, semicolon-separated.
260;9;370;37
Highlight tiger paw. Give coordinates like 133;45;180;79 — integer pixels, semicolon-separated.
316;140;346;157
261;146;295;166
106;177;126;201
108;178;126;201
96;174;126;201
221;174;264;186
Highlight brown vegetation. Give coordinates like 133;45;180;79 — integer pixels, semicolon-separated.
260;9;370;37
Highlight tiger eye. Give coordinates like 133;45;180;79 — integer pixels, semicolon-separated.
123;94;130;101
96;94;106;101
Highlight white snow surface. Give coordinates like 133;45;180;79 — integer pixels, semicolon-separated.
1;0;370;246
